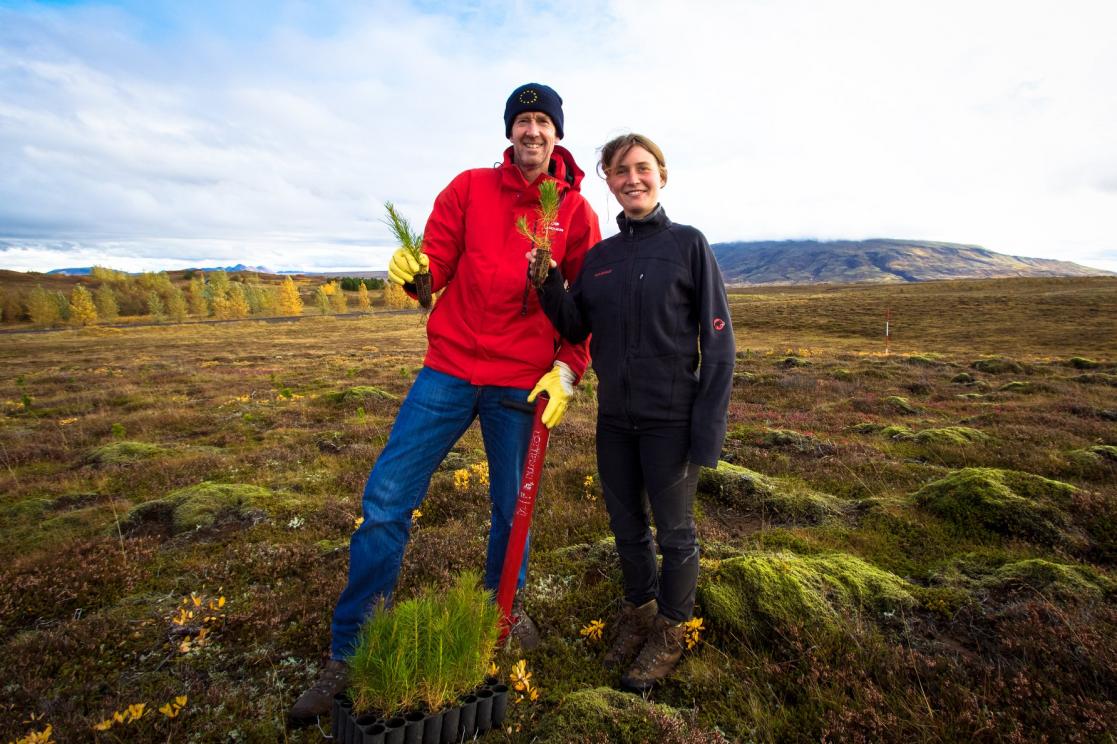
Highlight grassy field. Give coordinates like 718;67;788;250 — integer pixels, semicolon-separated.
2;277;1115;743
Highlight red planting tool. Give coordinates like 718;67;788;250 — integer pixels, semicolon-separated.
496;393;551;642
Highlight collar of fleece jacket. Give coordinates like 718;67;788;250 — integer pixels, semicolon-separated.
616;203;670;238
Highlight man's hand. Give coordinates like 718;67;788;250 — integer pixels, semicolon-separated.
524;247;559;269
388;248;430;286
528;362;575;429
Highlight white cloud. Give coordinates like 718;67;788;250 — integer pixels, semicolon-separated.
0;0;1115;273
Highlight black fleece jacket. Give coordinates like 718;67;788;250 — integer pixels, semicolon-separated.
537;206;735;467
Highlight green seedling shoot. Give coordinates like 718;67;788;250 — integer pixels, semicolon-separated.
517;179;560;289
383;201;433;308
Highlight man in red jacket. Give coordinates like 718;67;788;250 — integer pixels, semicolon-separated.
289;83;600;725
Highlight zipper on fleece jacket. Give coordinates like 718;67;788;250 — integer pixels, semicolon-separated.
622;222;638;427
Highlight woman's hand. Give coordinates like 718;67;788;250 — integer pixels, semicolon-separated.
524;247;558;269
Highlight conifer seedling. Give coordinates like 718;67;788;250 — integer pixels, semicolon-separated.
383;201;432;308
517;179;560;289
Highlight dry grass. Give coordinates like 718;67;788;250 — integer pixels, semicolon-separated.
1;277;1115;742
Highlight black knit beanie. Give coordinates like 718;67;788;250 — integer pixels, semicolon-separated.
504;83;564;140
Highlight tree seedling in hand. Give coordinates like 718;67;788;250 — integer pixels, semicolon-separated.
384;201;432;308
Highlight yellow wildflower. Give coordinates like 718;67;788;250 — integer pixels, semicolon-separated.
452;468;470;491
488;661;499;677
13;724;54;743
509;659;532;692
58;417;78;426
579;619;605;642
354;515;364;529
683;617;704;650
412;508;422;521
469;461;490;487
158;695;188;719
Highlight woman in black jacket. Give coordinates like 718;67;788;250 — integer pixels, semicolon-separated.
527;133;735;691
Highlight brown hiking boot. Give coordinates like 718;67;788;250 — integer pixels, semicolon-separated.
510;596;540;651
287;659;347;727
620;615;687;693
603;598;657;669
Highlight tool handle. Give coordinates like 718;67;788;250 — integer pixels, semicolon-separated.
495;393;551;641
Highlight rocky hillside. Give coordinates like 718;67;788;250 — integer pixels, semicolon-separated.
711;239;1113;284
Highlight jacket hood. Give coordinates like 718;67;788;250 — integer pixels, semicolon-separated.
501;144;587;192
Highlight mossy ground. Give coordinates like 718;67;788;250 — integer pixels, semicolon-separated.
2;278;1116;742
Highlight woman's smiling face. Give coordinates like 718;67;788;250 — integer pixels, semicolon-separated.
606;144;665;220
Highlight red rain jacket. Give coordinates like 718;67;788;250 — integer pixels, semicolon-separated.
417;145;600;388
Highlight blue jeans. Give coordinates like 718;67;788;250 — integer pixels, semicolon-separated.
330;367;535;659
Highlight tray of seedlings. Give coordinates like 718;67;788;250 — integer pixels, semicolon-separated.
332;571;508;743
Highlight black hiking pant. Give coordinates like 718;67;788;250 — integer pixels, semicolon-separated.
596;419;699;623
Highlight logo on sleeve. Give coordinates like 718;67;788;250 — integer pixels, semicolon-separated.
713;318;726;331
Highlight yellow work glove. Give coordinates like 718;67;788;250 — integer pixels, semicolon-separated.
388;247;430;286
528;362;575;429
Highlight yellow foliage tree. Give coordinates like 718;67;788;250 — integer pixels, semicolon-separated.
187;276;208;316
383;282;414;310
95;283;119;321
166;286;188;322
277;276;303;316
329;282;348;313
26;286;60;326
228;283;251;318
69;284;98;326
356;283;371;312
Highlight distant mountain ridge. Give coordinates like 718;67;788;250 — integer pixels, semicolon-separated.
710;239;1113;284
47;263;273;276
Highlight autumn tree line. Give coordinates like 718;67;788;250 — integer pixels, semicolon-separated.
0;268;419;327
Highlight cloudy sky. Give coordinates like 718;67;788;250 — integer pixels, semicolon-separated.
1;0;1115;273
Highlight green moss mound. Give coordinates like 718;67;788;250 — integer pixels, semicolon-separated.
986;558;1116;601
937;555;1116;603
1069;445;1117;468
1068;356;1102;370
324;385;399;403
905;354;942;366
914;467;1080;546
698;551;914;642
879;424;914;439
698;461;841;524
1089;444;1117;462
998;381;1032;393
951;372;975;384
122;481;290;535
912;427;990;445
532;688;711;744
971;357;1024;374
761;428;815;449
1071;373;1117;386
780;356;811;368
86;440;170;464
885;396;917;414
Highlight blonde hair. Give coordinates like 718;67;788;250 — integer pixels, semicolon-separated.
599;133;668;184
